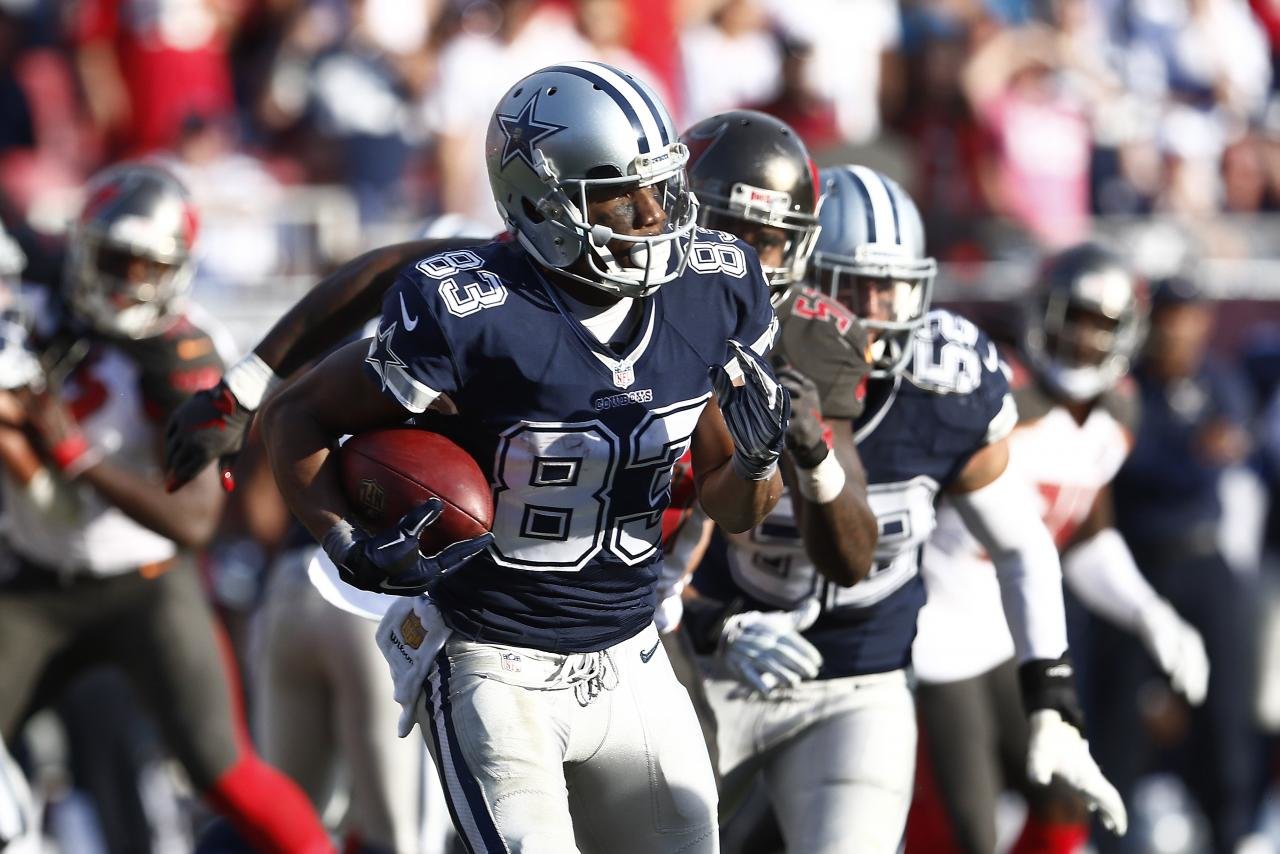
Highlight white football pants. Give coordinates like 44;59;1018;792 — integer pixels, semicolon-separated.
707;667;916;854
413;622;719;854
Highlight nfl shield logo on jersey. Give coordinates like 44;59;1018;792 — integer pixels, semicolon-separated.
612;362;635;389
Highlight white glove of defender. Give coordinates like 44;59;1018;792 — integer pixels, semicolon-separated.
1136;598;1210;706
376;596;452;737
720;599;823;695
1026;709;1128;836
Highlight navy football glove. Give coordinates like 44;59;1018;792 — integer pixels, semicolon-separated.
710;339;790;480
324;498;492;597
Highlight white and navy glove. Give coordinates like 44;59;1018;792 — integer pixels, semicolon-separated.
377;595;452;737
1137;598;1210;706
711;339;790;481
1020;655;1128;835
323;499;492;597
720;599;823;695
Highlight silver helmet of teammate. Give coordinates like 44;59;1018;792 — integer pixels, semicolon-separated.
1023;243;1147;402
485;62;696;299
66;161;198;339
810;165;936;378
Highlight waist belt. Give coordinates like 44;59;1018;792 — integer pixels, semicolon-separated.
0;550;177;590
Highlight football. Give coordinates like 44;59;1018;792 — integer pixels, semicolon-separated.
337;428;493;554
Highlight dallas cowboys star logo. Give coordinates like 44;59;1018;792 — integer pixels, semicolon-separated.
365;321;408;391
496;92;567;170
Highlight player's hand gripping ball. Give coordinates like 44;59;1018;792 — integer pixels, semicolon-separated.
334;429;495;595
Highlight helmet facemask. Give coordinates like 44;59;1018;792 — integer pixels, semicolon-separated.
68;232;191;339
1026;287;1146;402
507;144;698;299
814;246;937;378
697;181;820;293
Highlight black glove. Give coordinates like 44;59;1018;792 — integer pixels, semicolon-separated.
326;499;493;596
776;366;828;468
710;339;790;480
164;381;252;492
1018;653;1086;732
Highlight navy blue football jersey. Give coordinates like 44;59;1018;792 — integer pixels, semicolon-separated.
365;231;777;653
712;309;1016;676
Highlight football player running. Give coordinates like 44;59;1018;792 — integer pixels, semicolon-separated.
909;245;1207;854
0;163;333;853
688;166;1127;853
261;63;788;852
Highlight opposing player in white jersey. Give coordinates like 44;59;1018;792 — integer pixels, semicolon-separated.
689;166;1126;853
909;244;1208;854
0;162;333;852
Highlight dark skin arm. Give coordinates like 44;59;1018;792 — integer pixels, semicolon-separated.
23;389;225;548
784;418;878;587
261;342;417;541
262;342;782;544
692;393;784;534
257;237;482;377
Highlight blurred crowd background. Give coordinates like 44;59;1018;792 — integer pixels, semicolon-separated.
8;0;1280;851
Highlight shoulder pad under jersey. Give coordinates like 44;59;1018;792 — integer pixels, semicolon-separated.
772;286;869;420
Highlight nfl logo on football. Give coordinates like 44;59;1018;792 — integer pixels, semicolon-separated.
500;652;522;673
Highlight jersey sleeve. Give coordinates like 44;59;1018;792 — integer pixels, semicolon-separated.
365;273;460;413
124;317;226;421
723;237;779;358
773;287;869;419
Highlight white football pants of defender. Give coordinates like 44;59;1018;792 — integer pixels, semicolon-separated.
707;667;916;854
412;622;719;854
254;548;452;853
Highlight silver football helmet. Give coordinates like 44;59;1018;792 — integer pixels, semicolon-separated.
811;165;936;378
66;161;197;339
1023;243;1147;402
485;61;696;299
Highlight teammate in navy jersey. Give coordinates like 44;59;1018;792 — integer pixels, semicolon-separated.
689;165;1127;853
261;63;788;853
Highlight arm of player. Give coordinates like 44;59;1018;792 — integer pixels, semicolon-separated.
780;370;877;587
1062;487;1209;705
690;395;783;534
20;387;226;549
165;237;483;491
948;437;1128;835
260;341;489;596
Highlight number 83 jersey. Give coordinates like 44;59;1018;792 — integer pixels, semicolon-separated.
368;233;776;653
716;310;1016;677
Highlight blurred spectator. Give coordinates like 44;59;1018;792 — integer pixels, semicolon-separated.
422;0;591;231
747;34;839;154
899;13;991;256
963;23;1093;247
258;0;437;224
1094;276;1264;854
162;117;284;289
764;0;904;145
679;0;780;125
71;0;241;157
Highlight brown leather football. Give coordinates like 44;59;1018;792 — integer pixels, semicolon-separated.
337;429;493;554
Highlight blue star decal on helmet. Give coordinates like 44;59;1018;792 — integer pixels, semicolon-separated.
365;321;408;391
496;92;567;171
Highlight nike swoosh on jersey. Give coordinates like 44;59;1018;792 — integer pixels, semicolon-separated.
640;639;660;663
400;293;419;331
